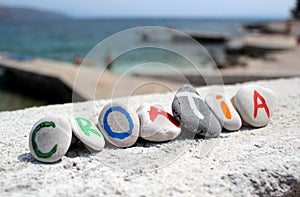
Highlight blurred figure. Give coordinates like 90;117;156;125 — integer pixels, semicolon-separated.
285;20;292;35
105;52;113;70
73;53;82;65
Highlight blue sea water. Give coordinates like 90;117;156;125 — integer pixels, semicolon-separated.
0;18;271;62
0;18;276;110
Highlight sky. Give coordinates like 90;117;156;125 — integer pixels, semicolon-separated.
0;0;295;18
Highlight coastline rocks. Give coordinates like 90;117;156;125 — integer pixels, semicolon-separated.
136;104;181;142
29;115;72;163
172;84;222;137
70;117;105;152
234;85;276;127
98;101;140;148
205;93;242;131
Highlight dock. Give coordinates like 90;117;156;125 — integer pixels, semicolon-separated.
0;55;181;103
1;38;300;104
133;45;300;84
226;34;297;56
173;31;228;44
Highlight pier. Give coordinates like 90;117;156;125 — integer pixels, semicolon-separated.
0;55;180;103
1;37;299;104
173;31;229;44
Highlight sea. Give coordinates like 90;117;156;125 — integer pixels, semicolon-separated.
0;18;279;110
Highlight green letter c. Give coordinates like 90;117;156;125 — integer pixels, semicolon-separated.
32;121;58;158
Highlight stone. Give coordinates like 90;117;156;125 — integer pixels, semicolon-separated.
98;101;140;148
136;104;181;142
205;93;242;131
29;115;72;163
172;84;222;137
234;85;276;127
70;117;105;152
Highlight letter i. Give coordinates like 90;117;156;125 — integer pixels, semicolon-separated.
216;95;232;119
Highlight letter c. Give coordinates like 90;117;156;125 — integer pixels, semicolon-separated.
31;121;58;158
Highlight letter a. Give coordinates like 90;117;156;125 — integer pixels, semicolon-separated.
253;90;270;118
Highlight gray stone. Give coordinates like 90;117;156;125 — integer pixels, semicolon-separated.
98;101;140;148
205;92;242;131
29;115;72;163
70;117;105;152
234;85;276;127
136;104;181;142
172;84;222;137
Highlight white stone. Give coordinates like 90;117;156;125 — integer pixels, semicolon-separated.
137;104;181;142
234;85;276;127
70;117;105;152
205;93;242;131
29;115;72;163
98;101;140;148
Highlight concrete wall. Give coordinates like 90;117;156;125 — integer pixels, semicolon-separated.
0;77;299;196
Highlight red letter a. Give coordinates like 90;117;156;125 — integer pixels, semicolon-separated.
253;90;270;118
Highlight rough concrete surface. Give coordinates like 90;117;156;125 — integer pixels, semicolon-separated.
0;78;299;196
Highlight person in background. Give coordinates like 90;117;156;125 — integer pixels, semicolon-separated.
105;52;113;70
73;53;82;65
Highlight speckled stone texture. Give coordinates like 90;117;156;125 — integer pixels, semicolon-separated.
0;78;299;196
98;101;140;148
137;104;181;142
70;117;105;152
234;85;276;127
29;115;72;163
205;92;242;131
172;84;222;137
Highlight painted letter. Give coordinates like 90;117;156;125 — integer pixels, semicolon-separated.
253;90;270;118
75;117;102;137
216;95;232;119
148;106;180;127
176;91;204;119
32;121;58;158
103;106;134;139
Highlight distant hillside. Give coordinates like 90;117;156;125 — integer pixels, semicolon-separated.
0;5;70;21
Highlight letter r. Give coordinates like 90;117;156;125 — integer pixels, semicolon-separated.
75;117;102;137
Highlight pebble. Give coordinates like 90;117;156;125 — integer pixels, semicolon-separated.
205;93;242;131
29;115;72;163
172;84;222;137
98;101;140;147
70;117;105;152
136;104;181;142
234;85;276;127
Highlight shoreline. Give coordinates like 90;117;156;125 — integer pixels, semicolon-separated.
1;19;300;111
1;41;299;111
